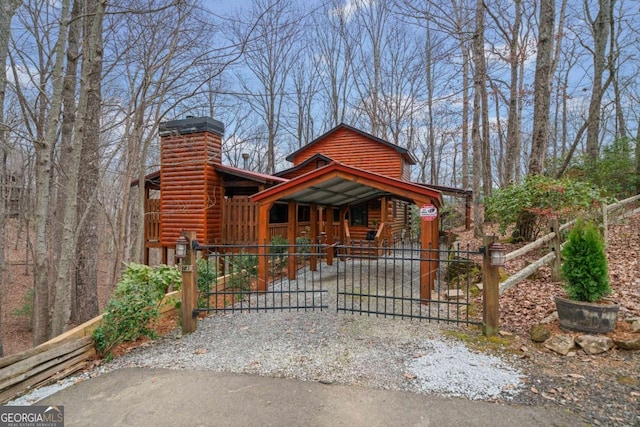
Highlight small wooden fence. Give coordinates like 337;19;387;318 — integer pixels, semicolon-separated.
0;291;180;404
499;194;640;295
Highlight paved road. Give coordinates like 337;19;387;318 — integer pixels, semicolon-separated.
40;368;585;427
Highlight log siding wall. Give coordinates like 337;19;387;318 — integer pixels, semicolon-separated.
290;128;405;180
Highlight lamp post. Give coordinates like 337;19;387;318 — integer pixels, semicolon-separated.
482;236;501;337
176;232;197;334
489;242;506;267
175;235;188;261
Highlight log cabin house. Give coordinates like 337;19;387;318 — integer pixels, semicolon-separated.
134;116;470;266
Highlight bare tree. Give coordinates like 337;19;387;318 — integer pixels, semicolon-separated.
313;0;354;129
528;0;555;175
0;0;23;356
584;0;614;162
471;0;486;236
233;0;302;174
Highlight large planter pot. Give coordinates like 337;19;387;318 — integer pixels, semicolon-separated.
555;296;619;333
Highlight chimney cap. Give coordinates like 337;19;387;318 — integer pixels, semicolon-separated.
159;116;224;137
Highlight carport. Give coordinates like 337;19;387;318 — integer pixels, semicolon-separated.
251;161;443;300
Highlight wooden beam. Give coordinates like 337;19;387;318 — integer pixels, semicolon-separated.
257;202;273;292
483;235;499;336
310;203;318;271
326;205;334;266
181;231;198;334
419;206;433;302
287;202;297;279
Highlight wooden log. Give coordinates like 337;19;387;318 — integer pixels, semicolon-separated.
0;338;94;390
606;194;640;212
505;231;556;262
0;349;94;404
499;251;556;295
0;336;92;371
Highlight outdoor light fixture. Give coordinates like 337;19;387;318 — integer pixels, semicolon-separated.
175;235;188;260
489;242;506;267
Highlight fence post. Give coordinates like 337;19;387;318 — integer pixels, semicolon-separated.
549;219;562;282
482;235;499;337
602;203;608;248
181;231;198;334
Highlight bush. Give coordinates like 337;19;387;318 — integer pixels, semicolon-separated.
197;258;218;307
93;263;181;358
485;175;606;240
561;220;610;302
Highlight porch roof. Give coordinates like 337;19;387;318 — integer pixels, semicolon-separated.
251;161;443;207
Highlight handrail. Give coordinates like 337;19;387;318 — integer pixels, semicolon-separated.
606;194;640;212
499;252;556;294
505;231;556;262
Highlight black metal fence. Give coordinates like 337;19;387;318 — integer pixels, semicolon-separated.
335;240;482;325
193;240;482;325
195;242;330;313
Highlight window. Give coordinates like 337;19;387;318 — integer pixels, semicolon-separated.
298;205;311;222
269;204;288;223
350;204;368;226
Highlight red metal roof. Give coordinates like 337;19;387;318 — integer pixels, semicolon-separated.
252;161;443;207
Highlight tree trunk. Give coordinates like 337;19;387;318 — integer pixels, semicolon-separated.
33;0;72;345
585;0;612;162
0;0;23;356
52;0;81;307
529;0;555;175
51;0;106;337
504;0;522;185
471;0;485;237
73;0;104;323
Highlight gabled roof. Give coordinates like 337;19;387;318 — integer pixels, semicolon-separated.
274;153;334;177
252;161;443;207
285;123;416;165
215;164;288;184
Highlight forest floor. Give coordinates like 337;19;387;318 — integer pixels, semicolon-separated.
1;212;638;425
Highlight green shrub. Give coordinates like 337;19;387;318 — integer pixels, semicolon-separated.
197;257;218;307
485;175;606;240
269;235;289;267
561;220;610;302
93;263;181;358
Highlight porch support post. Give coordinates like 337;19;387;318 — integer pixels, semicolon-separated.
257;201;273;292
326;205;334;266
339;206;349;259
431;208;440;289
287;201;298;279
465;194;472;230
418;200;433;302
310;203;318;271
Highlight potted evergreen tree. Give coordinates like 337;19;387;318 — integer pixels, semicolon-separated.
555;219;619;333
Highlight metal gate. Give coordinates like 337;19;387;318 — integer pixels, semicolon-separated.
335;241;483;325
195;241;482;325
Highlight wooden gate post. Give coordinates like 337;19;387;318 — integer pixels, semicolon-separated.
181;231;198;334
482;235;499;337
549;219;562;282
